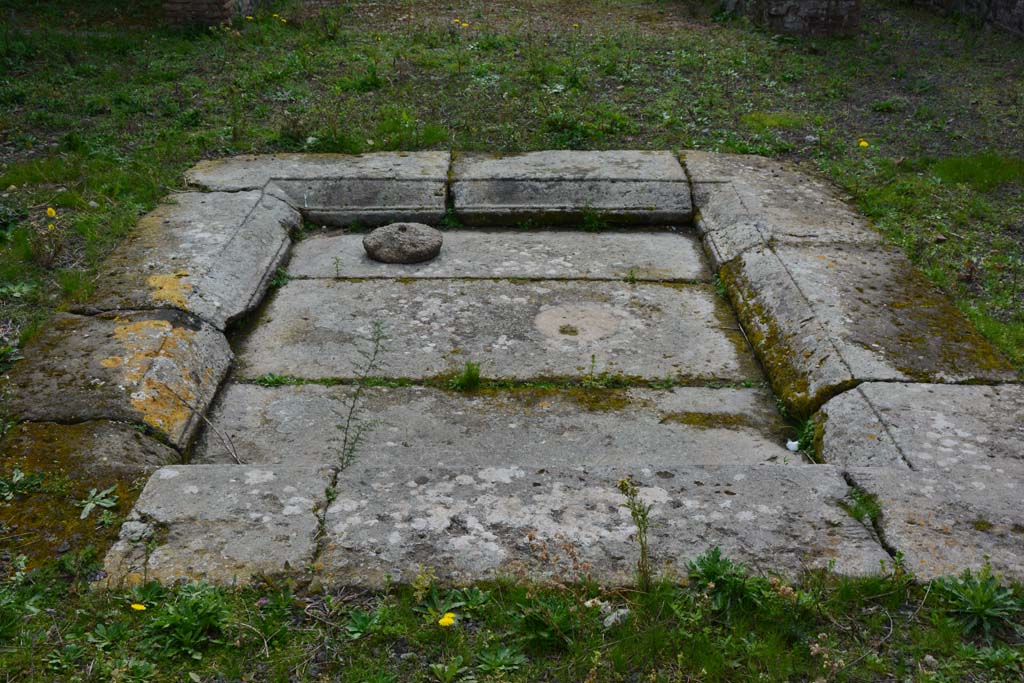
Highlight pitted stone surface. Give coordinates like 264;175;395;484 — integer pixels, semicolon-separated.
846;468;1024;580
103;465;333;585
319;464;889;586
196;384;793;466
76;191;297;330
818;383;1024;474
2;311;231;449
290;230;709;281
722;244;1017;418
452;151;692;225
685;150;880;269
185;152;450;227
235;279;759;382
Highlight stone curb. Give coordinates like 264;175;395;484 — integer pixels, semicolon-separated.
74;190;298;331
684;151;1018;419
452;150;692;226
185;151;451;227
2;310;231;450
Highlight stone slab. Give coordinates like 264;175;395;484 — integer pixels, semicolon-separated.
684;150;880;269
289;230;709;282
75;191;297;330
319;464;888;586
818;383;1024;473
1;421;180;565
196;384;794;466
235;279;759;382
185;152;450;227
2;311;232;449
847;468;1024;580
103;465;333;585
721;244;1017;418
452;151;692;226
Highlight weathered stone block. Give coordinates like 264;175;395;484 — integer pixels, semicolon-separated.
0;421;179;569
2;311;232;449
452;151;692;226
721;244;1016;418
684;150;879;269
318;464;888;586
847;468;1024;580
77;191;297;330
235;279;760;383
818;382;1024;475
289;230;709;282
104;465;333;585
185;152;450;227
196;384;793;466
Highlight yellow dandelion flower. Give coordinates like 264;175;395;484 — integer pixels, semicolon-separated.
453;18;461;24
47;223;55;232
280;18;287;23
46;207;56;218
437;612;456;627
130;603;147;611
245;15;253;20
857;138;869;148
272;13;279;17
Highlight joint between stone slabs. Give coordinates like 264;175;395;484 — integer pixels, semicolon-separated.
840;471;901;562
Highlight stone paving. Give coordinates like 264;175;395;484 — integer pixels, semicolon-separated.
2;150;1021;587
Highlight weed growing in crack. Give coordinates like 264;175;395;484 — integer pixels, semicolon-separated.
449;361;481;392
617;475;653;593
839;487;882;526
332;321;388;470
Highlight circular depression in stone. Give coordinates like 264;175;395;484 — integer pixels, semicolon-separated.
534;303;624;342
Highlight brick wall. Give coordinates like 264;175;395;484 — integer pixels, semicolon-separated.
165;0;256;26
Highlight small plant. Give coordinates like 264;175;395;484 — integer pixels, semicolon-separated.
143;582;230;660
415;586;465;624
450;361;481;391
476;645;528;673
0;468;43;501
617;475;654;592
688;547;763;618
268;267;290;289
428;656;468;683
839;487;882;525
624;268;637;284
74;485;118;519
333;321;387;469
344;608;382;640
580;208;609;232
935;563;1022;640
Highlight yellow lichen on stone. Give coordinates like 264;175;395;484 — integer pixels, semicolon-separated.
147;271;192;309
110;319;198;437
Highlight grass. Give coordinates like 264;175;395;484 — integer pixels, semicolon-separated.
0;0;1020;370
0;546;1020;681
1;1;1024;678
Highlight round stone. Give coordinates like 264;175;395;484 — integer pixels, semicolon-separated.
362;223;443;264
